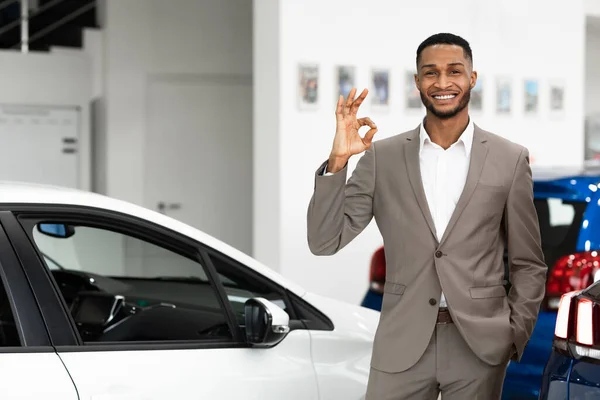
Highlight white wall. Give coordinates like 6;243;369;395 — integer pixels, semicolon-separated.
254;0;587;305
103;0;253;253
0;51;92;190
586;0;600;17
103;0;251;204
584;17;600;159
50;29;106;193
586;18;600;116
81;28;107;194
253;0;281;270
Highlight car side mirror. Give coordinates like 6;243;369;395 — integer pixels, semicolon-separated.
37;223;75;239
244;297;290;348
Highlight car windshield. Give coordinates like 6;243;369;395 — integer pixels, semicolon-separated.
534;197;587;268
42;252;65;270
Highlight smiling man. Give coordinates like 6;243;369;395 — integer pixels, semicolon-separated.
306;33;547;399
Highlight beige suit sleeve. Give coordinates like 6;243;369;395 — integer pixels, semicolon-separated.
307;145;376;255
505;147;548;361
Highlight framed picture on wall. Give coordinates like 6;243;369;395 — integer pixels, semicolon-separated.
405;70;422;110
371;68;390;111
549;79;565;116
297;64;319;110
335;65;355;101
496;77;512;114
524;79;539;114
470;78;483;112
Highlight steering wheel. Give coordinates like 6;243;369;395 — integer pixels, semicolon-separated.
51;270;101;308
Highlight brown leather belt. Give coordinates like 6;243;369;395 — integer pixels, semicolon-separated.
437;308;453;324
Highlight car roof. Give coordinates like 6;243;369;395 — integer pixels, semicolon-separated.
0;181;307;297
531;164;600;201
532;164;600;182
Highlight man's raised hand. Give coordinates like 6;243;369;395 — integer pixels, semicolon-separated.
327;88;378;173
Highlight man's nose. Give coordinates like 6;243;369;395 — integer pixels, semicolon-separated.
436;75;452;89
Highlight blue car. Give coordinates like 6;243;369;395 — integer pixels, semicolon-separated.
539;281;600;399
361;164;600;399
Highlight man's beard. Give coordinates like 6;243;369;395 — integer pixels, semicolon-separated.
420;89;471;119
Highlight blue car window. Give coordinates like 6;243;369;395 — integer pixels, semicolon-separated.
534;197;586;268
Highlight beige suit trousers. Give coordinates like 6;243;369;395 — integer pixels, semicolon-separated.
366;323;510;400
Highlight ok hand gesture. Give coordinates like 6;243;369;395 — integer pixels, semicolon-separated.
328;88;378;173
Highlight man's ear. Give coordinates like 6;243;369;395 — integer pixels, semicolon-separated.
470;70;478;89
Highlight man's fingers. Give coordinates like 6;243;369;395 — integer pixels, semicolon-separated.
335;95;344;117
357;117;378;145
356;88;369;103
350;88;369;115
344;88;357;115
363;127;378;144
357;117;377;129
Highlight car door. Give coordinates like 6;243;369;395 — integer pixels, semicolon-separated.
0;212;78;400
0;207;319;400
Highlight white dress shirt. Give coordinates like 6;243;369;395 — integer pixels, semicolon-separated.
322;118;475;309
419;118;474;307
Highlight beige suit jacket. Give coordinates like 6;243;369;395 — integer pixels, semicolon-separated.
307;125;547;373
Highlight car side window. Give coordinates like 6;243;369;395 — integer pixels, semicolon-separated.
207;252;290;327
207;252;334;332
31;222;234;344
0;276;20;347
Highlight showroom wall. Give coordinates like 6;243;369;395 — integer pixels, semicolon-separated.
585;16;600;160
586;19;600;116
102;0;253;254
50;29;105;192
253;0;281;270
255;0;587;304
0;50;92;190
587;0;600;17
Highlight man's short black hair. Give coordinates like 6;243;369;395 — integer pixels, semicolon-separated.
416;33;473;67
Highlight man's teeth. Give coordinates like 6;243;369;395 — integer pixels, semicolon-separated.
434;95;456;100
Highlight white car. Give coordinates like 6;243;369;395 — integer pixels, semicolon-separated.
0;182;379;399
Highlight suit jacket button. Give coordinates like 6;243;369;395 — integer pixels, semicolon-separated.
429;298;437;306
435;251;443;258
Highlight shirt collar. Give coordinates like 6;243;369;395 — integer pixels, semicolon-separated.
419;117;475;157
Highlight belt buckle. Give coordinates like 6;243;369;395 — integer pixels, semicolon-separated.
437;307;450;324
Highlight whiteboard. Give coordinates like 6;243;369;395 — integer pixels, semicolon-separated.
0;104;80;189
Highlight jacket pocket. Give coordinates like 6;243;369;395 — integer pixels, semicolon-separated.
384;281;406;295
476;183;506;193
469;284;506;299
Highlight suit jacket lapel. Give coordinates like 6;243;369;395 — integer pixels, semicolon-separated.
404;128;437;241
438;126;489;247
